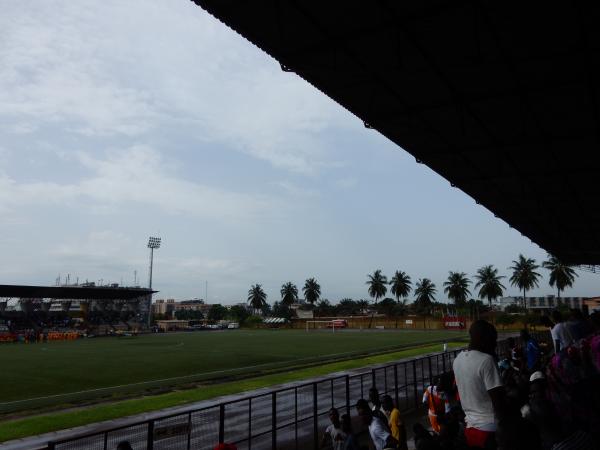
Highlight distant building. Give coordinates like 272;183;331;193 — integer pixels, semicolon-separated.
583;296;600;313
155;319;189;332
152;299;176;316
499;295;586;313
290;301;314;319
228;303;253;312
174;299;211;316
152;298;214;317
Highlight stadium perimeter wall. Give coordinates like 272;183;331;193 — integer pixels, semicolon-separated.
292;316;463;330
292;316;543;332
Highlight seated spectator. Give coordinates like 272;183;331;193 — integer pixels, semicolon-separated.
549;430;595;450
567;309;591;342
589;311;600;334
520;329;541;372
438;406;466;450
320;407;346;450
381;395;407;450
412;423;441;450
368;387;387;422
526;371;595;449
423;376;450;434
506;337;521;366
355;398;398;450
116;442;133;450
453;320;505;449
340;413;359;450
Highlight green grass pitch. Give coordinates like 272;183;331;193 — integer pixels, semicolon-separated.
0;329;465;408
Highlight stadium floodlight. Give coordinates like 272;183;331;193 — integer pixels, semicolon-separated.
147;236;161;289
148;236;161;249
147;236;161;328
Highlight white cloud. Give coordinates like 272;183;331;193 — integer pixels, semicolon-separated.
0;0;355;173
53;230;135;260
0;147;275;220
169;256;258;278
333;178;358;190
273;181;319;198
0;2;160;137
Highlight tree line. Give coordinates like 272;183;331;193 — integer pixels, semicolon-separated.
246;254;578;316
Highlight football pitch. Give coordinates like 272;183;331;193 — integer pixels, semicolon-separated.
0;328;466;411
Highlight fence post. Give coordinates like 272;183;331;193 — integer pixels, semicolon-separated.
294;389;298;450
428;356;433;385
393;364;399;409
187;412;192;450
219;404;225;444
371;368;376;388
47;443;56;450
272;392;277;450
345;375;351;417
442;352;446;373
331;379;335;408
313;382;319;450
249;397;253;450
147;420;154;450
104;432;108;450
412;361;418;408
360;374;364;399
384;366;388;394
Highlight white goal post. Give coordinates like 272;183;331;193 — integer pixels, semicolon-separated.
305;320;339;332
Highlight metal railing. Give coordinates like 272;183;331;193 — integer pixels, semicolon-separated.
46;335;537;450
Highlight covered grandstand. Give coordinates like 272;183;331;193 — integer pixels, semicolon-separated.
0;284;156;338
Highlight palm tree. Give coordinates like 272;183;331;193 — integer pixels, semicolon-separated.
542;255;578;300
414;278;436;315
280;282;298;306
357;299;370;312
443;272;471;307
509;254;541;307
366;270;388;305
474;265;506;307
390;270;412;305
247;284;267;315
303;278;321;305
390;270;412;328
366;269;387;329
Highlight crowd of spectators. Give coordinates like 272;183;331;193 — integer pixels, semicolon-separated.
318;311;600;450
0;314;82;343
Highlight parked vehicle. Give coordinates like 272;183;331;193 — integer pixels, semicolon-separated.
326;319;348;328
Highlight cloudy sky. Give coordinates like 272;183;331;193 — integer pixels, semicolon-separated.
1;0;597;304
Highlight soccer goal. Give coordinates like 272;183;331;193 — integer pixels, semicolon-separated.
305;320;345;332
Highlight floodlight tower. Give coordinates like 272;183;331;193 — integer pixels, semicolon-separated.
147;236;161;289
147;236;161;327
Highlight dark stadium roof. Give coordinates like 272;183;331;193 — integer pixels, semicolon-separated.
0;285;155;300
193;1;600;264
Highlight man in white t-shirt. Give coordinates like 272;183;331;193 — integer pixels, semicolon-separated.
320;408;347;450
551;310;574;352
356;399;397;450
453;320;505;449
